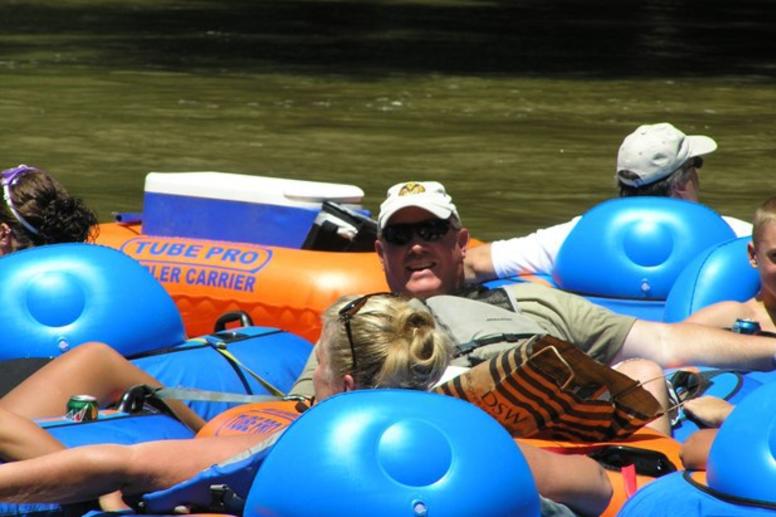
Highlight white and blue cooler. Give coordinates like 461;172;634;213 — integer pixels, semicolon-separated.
141;172;365;248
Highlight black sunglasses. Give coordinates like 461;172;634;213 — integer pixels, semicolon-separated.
589;445;677;478
666;370;709;409
338;292;396;369
381;219;451;246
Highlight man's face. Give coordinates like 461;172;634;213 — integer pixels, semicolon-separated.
750;221;776;300
375;207;469;299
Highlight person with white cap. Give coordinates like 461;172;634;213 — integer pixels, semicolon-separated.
291;178;776;420
465;123;752;282
375;181;467;299
0;291;613;517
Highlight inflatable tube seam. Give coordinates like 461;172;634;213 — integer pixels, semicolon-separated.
684;471;776;510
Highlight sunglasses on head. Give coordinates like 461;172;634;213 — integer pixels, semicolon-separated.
338;292;396;370
381;219;451;246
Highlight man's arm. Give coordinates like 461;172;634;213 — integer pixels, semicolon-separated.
463;218;579;283
615;320;776;370
463;243;497;283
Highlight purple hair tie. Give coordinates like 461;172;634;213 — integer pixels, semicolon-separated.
2;164;40;236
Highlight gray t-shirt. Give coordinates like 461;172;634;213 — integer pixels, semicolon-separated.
502;283;635;364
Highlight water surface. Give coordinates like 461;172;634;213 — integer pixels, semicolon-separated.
1;0;775;240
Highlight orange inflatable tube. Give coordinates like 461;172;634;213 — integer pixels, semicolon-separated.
96;223;388;342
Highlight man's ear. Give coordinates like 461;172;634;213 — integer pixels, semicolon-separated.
342;374;356;393
671;181;690;200
748;241;758;268
457;227;470;255
670;170;698;201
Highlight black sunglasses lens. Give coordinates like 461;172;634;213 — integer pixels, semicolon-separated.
417;220;449;242
383;225;412;245
383;220;450;245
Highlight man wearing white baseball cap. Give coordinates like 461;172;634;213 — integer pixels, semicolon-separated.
376;181;467;300
615;122;717;195
466;122;752;282
377;180;460;230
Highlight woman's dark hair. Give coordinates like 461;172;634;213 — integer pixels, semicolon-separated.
1;165;99;251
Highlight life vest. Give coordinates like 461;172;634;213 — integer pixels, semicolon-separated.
424;287;547;366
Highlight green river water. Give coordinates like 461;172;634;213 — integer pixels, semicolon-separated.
1;0;775;240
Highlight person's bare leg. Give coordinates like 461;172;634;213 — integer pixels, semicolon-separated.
0;406;64;462
0;342;205;431
613;358;672;435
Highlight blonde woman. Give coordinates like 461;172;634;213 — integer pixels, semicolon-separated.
0;294;611;516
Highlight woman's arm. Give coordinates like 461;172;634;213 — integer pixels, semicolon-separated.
0;434;265;504
517;442;612;516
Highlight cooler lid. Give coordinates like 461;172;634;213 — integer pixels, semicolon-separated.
144;172;364;207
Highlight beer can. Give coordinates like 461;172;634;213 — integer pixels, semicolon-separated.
65;394;99;422
732;318;761;335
